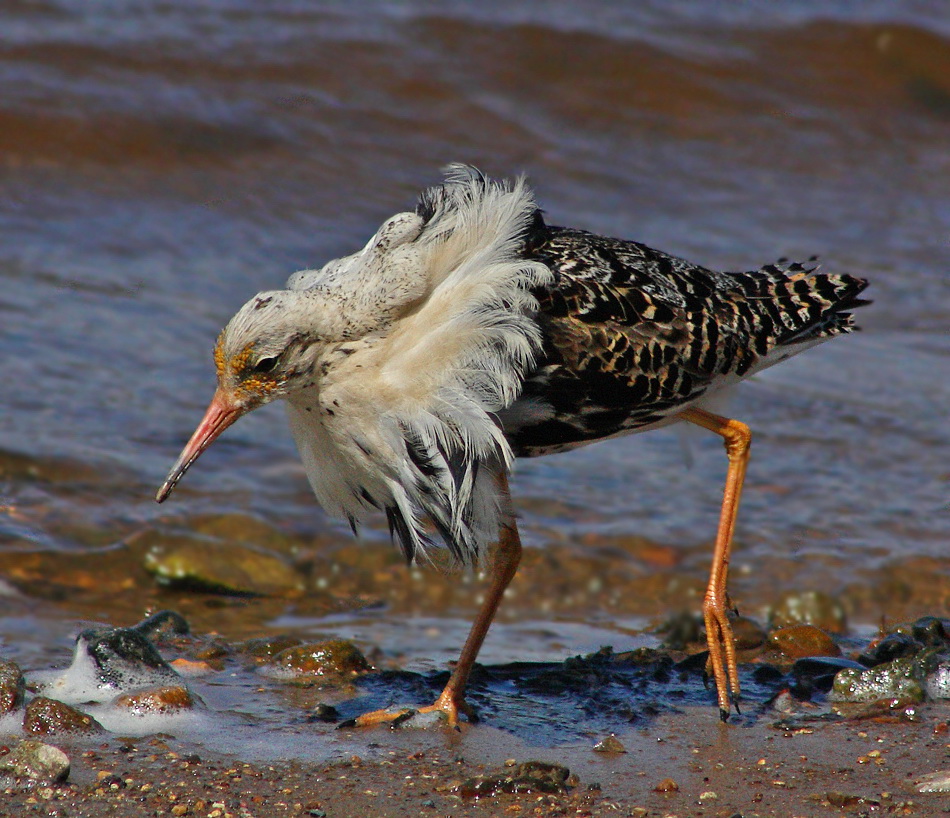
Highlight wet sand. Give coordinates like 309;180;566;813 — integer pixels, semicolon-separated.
2;705;944;817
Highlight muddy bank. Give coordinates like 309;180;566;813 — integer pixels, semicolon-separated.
1;705;944;817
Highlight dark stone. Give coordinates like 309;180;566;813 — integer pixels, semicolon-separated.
456;760;573;798
751;663;785;684
76;626;181;691
132;610;191;640
309;703;341;723
909;616;950;648
858;632;922;667
791;656;866;695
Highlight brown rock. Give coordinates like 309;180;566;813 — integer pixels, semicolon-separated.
271;640;370;677
143;534;304;596
592;734;627;753
769;624;841;658
23;697;103;735
732;615;768;650
113;685;195;715
0;659;25;714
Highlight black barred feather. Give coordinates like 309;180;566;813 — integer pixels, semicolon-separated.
498;221;870;457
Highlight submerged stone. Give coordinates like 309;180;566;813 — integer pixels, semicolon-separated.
238;634;306;662
731;616;768;651
0;739;70;782
23;697;103;735
858;632;921;666
769;590;847;633
792;656;865;695
0;659;25;714
592;734;626;753
144;535;304;596
270;640;371;678
309;703;341;723
769;624;840;659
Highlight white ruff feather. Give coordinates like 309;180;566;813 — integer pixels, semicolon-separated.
284;165;553;564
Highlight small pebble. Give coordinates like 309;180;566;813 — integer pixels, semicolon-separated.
654;777;679;792
0;739;70;782
858;632;921;666
592;734;626;753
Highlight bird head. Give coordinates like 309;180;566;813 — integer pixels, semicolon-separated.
156;290;326;503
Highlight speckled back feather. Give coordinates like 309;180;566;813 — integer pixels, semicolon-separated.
499;226;869;455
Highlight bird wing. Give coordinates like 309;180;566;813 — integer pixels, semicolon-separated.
503;227;868;456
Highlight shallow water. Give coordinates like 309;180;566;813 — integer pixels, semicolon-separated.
1;0;949;757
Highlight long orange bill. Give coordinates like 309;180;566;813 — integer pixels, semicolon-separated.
156;389;243;503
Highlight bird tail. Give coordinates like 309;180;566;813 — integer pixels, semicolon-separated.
731;258;871;349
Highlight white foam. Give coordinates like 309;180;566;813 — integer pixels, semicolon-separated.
0;710;23;738
32;634;184;705
84;701;205;737
31;647;117;704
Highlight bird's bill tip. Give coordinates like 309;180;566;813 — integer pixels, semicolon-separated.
156;389;243;503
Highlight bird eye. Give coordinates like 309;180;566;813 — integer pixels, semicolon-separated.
253;356;278;374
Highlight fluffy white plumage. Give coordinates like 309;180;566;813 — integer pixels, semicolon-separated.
225;165;552;563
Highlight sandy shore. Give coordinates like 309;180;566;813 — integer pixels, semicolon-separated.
4;701;944;818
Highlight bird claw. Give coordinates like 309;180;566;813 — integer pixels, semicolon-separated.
337;706;418;730
338;693;475;730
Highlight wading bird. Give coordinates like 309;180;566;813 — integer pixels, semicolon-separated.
157;165;868;725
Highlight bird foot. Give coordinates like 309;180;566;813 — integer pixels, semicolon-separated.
703;597;741;720
338;690;476;730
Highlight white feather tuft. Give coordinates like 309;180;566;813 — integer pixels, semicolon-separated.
284;165;553;564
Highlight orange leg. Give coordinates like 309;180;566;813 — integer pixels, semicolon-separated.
348;472;522;729
680;406;751;721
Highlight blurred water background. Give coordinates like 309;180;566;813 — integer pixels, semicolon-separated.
1;0;948;701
